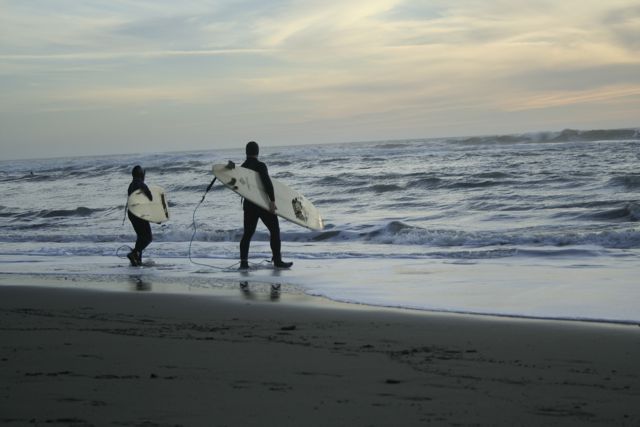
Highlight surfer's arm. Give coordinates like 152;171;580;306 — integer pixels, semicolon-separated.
141;183;153;201
128;180;153;201
257;164;275;202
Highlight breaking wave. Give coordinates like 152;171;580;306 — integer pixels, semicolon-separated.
454;128;640;145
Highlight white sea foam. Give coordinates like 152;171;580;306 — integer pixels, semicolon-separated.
0;254;637;324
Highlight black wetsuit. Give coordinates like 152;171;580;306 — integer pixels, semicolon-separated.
239;157;282;262
127;178;153;255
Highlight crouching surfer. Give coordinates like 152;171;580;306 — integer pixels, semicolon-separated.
127;165;153;266
239;141;293;270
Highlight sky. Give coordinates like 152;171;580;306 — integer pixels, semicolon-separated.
1;0;639;160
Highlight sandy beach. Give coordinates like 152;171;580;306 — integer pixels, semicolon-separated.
0;280;639;427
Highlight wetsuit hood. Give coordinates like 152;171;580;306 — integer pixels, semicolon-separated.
246;141;259;157
132;165;145;180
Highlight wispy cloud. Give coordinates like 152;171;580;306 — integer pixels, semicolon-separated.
0;48;274;62
502;85;640;111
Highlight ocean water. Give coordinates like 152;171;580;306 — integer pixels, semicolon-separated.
1;128;639;323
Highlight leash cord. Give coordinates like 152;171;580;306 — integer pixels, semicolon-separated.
189;177;247;271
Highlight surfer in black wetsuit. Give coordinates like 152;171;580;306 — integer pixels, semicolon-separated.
239;141;293;270
127;165;153;266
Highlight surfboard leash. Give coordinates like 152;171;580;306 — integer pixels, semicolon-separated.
116;245;134;259
188;177;266;271
188;177;231;270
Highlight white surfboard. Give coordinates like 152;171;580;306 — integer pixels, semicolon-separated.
212;163;324;231
127;185;169;224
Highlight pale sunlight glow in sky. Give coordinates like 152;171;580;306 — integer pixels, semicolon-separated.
1;0;639;159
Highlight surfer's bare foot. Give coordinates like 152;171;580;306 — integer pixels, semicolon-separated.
273;260;293;269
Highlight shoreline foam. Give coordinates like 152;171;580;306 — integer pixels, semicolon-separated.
4;247;640;326
1;257;640;327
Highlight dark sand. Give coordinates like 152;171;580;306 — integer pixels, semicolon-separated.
0;281;639;426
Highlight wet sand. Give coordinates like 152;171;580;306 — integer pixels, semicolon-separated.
1;282;639;426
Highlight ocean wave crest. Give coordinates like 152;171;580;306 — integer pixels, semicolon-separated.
454;128;640;146
582;204;640;222
299;221;640;249
39;207;105;218
2;220;639;252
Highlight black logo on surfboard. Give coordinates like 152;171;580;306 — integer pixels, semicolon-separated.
292;198;307;223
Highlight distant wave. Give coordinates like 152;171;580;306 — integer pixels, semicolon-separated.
447;179;512;189
409;176;442;189
550;203;640;222
315;174;370;187
608;175;640;190
369;184;404;193
473;172;513;179
40;206;104;218
374;142;412;149
0;206;17;218
313;172;515;192
0;173;53;182
1;206;109;221
317;157;350;165
580;204;640;222
303;221;640;249
455;127;640;145
551;128;640;142
168;183;223;193
269;160;293;167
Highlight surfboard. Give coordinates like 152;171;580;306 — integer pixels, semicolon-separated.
127;185;169;224
212;163;324;231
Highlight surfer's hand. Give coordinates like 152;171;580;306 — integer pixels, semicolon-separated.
269;201;277;213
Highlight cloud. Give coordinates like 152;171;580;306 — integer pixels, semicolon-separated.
500;85;640;111
50;85;208;106
0;48;273;62
603;5;640;51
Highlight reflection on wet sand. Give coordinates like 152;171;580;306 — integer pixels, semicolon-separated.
240;281;280;301
129;275;151;291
